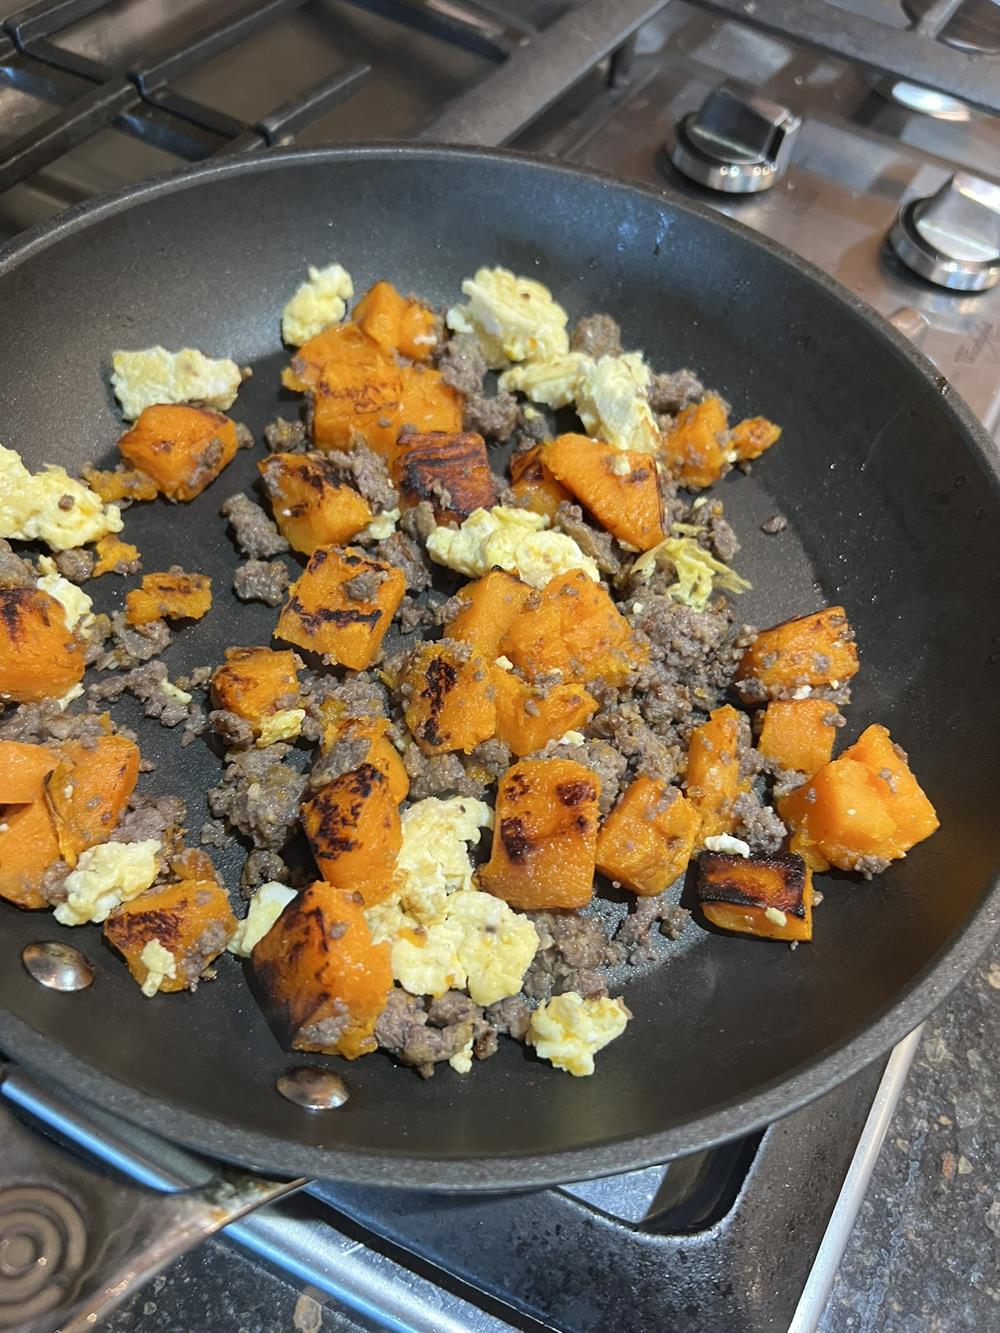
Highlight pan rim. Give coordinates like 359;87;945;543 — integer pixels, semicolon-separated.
0;142;997;1190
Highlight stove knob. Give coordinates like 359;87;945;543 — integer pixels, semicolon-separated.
669;82;801;194
889;172;1000;292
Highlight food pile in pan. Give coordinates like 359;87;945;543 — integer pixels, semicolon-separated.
0;263;939;1079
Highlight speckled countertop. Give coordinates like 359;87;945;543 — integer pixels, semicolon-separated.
105;934;999;1333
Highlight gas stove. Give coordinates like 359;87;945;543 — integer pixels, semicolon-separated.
1;2;998;1331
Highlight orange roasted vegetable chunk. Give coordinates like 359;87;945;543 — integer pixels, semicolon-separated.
0;587;85;704
0;740;60;909
302;764;401;906
118;404;239;501
211;647;301;733
697;852;813;942
81;465;157;504
480;758;599;910
662;394;729;490
324;716;409;803
509;445;570;521
491;667;597;758
395;431;496;524
258;452;372;554
275;546;404;670
543;434;665;551
395;366;463;459
779;725;938;873
125;569;211;625
353;280;438;361
730;416;781;462
104;878;236;994
447;570;534;660
757;699;843;778
735;607;859;703
45;735;139;865
596;778;700;896
500;570;643;687
252;881;391;1059
685;705;750;842
401;639;497;755
0;740;58;804
92;534;140;577
301;325;404;456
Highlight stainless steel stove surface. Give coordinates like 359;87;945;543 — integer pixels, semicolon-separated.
1;2;998;1331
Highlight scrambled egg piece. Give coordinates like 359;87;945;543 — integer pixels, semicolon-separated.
111;346;242;420
527;993;631;1077
159;680;192;706
36;557;94;632
0;444;122;551
446;267;569;369
426;506;599;590
139;939;177;997
575;353;662;455
358;507;400;542
281;262;354;346
631;533;749;611
256;708;305;748
227;881;297;958
704;833;751;857
54;839;161;926
449;1039;475;1075
498;352;586;409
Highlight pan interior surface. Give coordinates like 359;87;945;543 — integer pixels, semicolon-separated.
0;147;997;1187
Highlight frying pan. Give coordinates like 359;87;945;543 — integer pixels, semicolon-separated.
0;146;998;1205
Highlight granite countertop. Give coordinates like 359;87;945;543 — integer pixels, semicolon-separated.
105;934;999;1333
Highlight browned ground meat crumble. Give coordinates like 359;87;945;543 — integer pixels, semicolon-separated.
220;492;288;559
233;558;290;606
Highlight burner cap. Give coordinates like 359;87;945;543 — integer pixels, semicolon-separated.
902;0;1000;54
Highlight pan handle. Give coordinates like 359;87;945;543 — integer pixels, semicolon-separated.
0;1062;306;1333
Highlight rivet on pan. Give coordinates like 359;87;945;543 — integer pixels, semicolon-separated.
21;942;95;992
276;1067;350;1110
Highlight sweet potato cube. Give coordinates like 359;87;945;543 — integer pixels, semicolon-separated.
685;705;750;842
0;795;62;909
302;764;401;906
353;280;438;361
92;534;140;577
125;569;211;625
841;726;939;852
730;416;781;462
698;852;813;942
252;881;392;1059
0;587;85;704
596;777;700;896
45;735;140;865
395;431;496;524
542;433;665;551
509;445;571;521
258;452;372;554
0;740;58;804
81;465;158;504
736;607;859;702
324;715;409;803
211;647;301;731
757;699;843;778
104;878;237;994
447;570;534;661
662;394;729;491
480;758;599;910
275;546;404;670
397;366;463;439
500;570;643;687
118;404;239;501
304;325;404;456
492;666;597;758
400;639;497;755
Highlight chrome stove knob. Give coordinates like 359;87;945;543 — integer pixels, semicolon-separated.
889;172;1000;292
669;82;801;194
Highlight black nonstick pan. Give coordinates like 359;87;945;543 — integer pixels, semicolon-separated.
0;145;997;1193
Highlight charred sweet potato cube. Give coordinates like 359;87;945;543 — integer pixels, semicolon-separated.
0;740;60;909
446;569;534;661
0;740;58;805
323;715;409;803
542;433;665;551
480;758;599;910
779;724;938;873
352;280;438;361
302;764;401;905
509;445;571;521
400;639;496;755
662;394;729;491
0;587;85;704
125;569;211;625
596;777;700;896
491;666;597;758
104;878;237;994
394;431;495;524
297;325;404;456
252;881;392;1059
735;607;859;703
697;851;813;941
211;647;301;732
685;705;750;842
730;416;781;462
118;404;239;501
757;699;843;778
45;735;140;865
81;465;158;504
499;570;643;687
92;534;140;577
275;546;404;670
258;452;373;554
